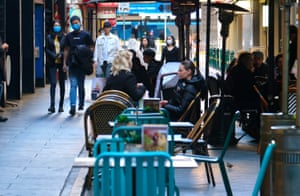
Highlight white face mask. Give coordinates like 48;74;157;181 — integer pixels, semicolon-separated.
166;40;173;45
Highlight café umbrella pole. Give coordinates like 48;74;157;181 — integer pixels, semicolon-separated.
297;2;300;127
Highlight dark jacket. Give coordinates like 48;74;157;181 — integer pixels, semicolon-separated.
0;36;5;82
131;56;152;94
163;74;207;121
147;59;162;97
160;46;180;64
103;70;146;101
45;32;65;67
225;63;260;111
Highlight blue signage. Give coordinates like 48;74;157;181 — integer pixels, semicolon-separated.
117;3;171;15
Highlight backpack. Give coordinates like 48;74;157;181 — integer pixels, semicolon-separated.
72;44;93;75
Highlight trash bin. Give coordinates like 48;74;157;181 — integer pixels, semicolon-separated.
260;113;295;196
269;126;300;196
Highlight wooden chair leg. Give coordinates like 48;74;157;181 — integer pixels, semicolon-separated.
219;161;233;196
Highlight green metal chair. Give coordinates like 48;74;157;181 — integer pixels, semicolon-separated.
86;138;126;190
252;140;276;196
93;152;177;196
182;110;240;196
93;138;126;156
122;107;170;119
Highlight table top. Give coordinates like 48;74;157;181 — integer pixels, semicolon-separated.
73;155;198;168
108;121;194;128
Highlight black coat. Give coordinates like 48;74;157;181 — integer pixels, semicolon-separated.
226;64;260;111
45;32;65;67
103;70;146;102
163;74;207;121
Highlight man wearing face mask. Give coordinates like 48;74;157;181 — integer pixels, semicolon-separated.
45;20;66;113
63;15;94;116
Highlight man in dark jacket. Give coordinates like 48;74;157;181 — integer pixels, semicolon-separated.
0;36;9;122
143;48;162;97
63;15;94;116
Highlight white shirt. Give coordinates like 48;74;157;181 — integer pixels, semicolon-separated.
93;32;120;65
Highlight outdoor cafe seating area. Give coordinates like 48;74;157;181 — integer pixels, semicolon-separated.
74;90;277;195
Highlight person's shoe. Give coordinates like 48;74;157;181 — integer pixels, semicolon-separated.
78;105;84;110
48;106;55;113
0;116;8;122
69;106;76;116
58;107;64;112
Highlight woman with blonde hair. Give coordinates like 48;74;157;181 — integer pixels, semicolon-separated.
103;50;146;101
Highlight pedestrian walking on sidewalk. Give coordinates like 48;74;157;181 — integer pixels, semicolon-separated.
0;35;9;122
46;20;66;113
63;15;94;116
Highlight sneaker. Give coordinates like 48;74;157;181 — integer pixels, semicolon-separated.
48;106;55;113
58;107;64;112
69;107;76;116
0;116;8;122
78;106;84;110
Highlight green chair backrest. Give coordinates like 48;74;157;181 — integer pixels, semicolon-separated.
93;152;176;196
252;140;276;196
93;138;125;157
219;111;241;160
122;107;170;119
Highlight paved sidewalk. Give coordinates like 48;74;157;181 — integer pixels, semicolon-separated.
0;79;95;196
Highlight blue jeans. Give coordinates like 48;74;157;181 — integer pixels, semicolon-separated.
69;68;85;108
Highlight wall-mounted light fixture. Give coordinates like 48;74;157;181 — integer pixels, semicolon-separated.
262;4;269;27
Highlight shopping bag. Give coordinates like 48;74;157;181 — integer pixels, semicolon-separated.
91;77;106;100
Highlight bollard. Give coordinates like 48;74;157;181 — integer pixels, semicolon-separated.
270;126;300;196
260;113;295;196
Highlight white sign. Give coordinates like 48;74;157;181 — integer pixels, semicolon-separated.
118;3;130;13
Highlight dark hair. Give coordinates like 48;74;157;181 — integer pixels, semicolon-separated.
252;50;264;59
143;48;155;58
70;15;80;23
166;35;176;46
275;53;283;66
52;20;61;26
237;51;252;67
181;60;195;76
139;36;150;50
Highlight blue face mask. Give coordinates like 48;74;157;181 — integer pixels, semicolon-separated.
53;26;61;33
71;23;80;31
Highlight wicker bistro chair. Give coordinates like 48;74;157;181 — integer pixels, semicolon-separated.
93;152;178;196
98;89;132;101
84;99;128;156
96;94;134;107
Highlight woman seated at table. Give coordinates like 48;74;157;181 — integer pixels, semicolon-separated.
103;50;146;102
160;60;207;122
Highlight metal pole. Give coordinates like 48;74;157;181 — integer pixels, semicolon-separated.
281;0;290;114
267;0;275;110
205;0;211;109
296;2;300;127
196;0;200;74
